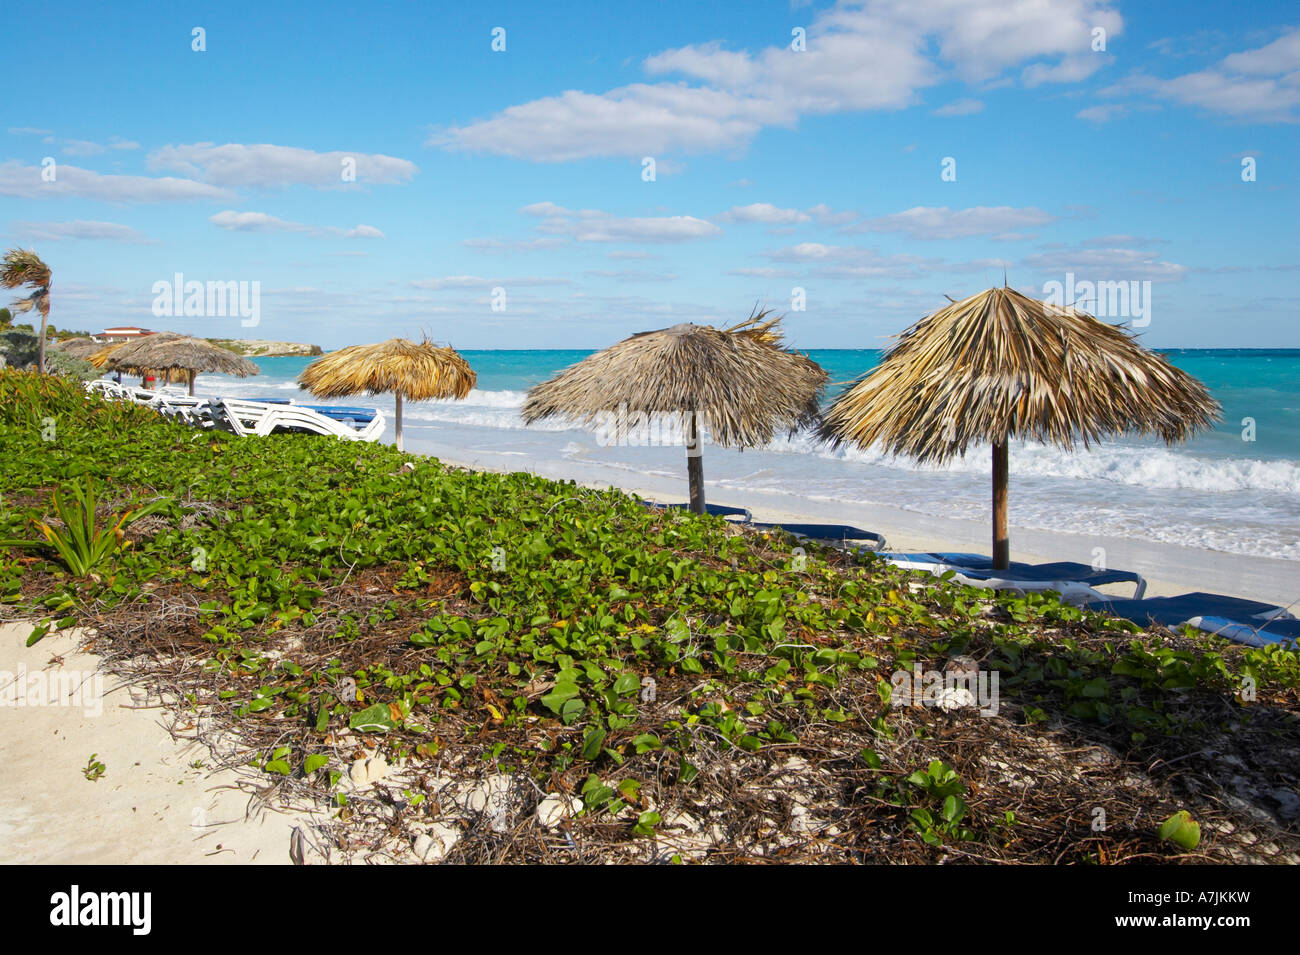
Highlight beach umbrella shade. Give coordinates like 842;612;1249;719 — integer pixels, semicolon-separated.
96;332;259;394
818;287;1221;569
522;310;828;514
296;337;477;451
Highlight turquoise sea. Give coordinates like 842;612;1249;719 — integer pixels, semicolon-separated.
194;349;1300;562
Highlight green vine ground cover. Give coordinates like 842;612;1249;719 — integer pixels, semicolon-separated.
2;370;1297;864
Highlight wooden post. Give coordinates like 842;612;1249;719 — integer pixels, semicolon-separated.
395;389;404;452
992;440;1009;569
686;410;705;514
188;369;197;396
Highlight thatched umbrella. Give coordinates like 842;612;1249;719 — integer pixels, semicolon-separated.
523;310;828;514
95;332;259;394
819;287;1221;568
297;337;476;452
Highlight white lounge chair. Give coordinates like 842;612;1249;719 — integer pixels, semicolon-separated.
213;398;385;442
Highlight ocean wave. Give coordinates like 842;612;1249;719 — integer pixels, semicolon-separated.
767;432;1300;495
204;381;1300;496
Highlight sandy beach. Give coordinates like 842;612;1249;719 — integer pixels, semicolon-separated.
0;621;321;865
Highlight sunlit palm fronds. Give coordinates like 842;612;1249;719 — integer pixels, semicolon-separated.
298;337;476;401
100;332;259;377
819;287;1220;462
522;310;827;448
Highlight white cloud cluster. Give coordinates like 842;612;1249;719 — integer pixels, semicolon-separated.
0;160;232;203
149;143;418;187
9;220;153;243
1094;26;1300;122
521;201;721;243
848;205;1055;240
209;210;384;239
436;0;1122;160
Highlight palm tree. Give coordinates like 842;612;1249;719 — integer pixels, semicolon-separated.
1;249;52;373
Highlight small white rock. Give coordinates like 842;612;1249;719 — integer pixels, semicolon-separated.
413;823;460;862
536;794;583;829
348;753;389;789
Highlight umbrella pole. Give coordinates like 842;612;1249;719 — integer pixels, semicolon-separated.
992;440;1009;569
188;369;196;396
395;389;404;453
686;410;705;514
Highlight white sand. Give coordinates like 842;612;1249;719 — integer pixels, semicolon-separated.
0;621;321;865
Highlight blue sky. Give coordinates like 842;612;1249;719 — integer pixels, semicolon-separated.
2;0;1297;349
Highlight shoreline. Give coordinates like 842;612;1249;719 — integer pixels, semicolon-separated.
402;433;1300;608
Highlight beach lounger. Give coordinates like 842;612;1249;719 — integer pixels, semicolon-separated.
881;552;1147;602
85;378;126;398
1085;592;1299;648
748;522;886;550
640;500;753;522
213;398;385;442
149;394;215;426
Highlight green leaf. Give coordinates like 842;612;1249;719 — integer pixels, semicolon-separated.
303;754;329;774
581;727;607;761
349;703;395;733
612;673;640;696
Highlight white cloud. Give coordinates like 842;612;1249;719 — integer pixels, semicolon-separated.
410;275;574;290
726;267;799;278
209;210;384;238
148;143;418;187
0;160;233;203
807;203;857;226
764;242;932;278
931;97;985;116
848;205;1055;240
50;138;105;157
521;201;722;243
462;237;568;253
8;220;154;243
583;269;679;282
1104;26;1300;121
715;202;810;224
435;0;1123;161
1077;104;1127;122
1023;246;1187;282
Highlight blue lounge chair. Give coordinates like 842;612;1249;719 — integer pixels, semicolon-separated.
299;405;379;424
639;500;752;522
749;522;885;550
881;552;1147;601
1086;592;1299;648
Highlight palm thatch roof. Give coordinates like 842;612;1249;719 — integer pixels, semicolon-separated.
93;332;259;377
297;337;476;401
819;287;1220;462
522;310;828;447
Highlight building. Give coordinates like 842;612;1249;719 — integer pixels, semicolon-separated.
95;326;155;343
